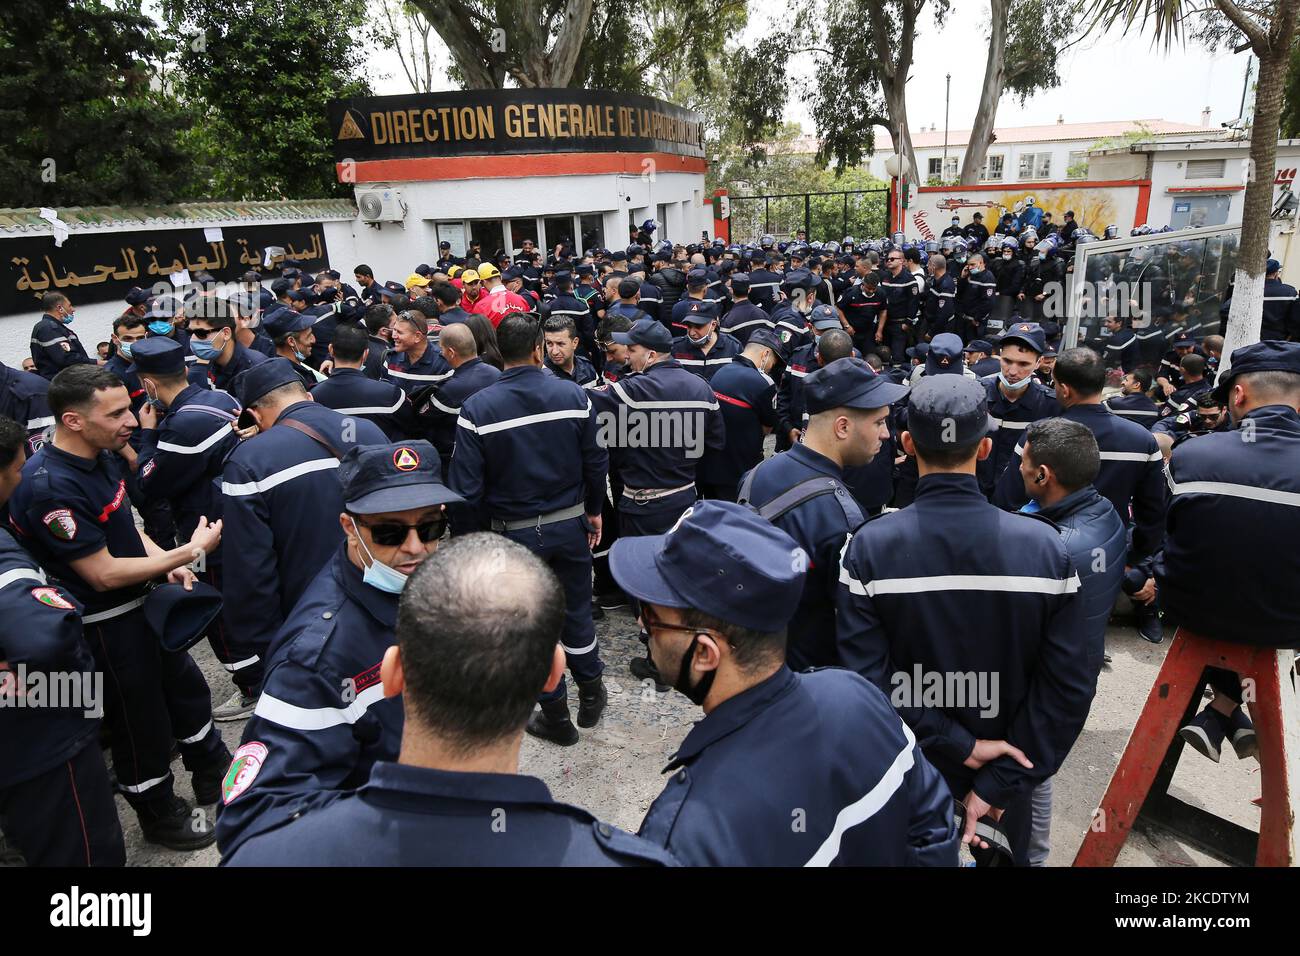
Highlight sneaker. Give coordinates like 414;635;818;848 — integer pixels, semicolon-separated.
1178;706;1227;763
213;688;258;722
629;655;669;693
1135;604;1163;644
1224;707;1258;760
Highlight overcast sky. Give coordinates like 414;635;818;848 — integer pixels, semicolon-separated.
366;0;1254;134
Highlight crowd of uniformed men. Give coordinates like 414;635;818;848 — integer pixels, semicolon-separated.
1;211;1298;867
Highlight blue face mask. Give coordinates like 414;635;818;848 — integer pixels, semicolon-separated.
117;342;134;360
294;349;307;362
998;371;1033;391
351;519;409;594
148;320;173;336
191;337;220;361
58;311;75;325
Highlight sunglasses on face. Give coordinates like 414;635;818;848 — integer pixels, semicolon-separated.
356;515;446;547
188;327;223;339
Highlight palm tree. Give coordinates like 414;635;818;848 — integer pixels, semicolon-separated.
1088;0;1300;370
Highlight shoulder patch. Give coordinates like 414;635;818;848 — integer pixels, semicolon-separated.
31;586;74;610
222;741;269;805
42;508;77;540
140;460;156;478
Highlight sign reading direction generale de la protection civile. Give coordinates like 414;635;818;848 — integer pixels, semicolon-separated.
329;89;706;163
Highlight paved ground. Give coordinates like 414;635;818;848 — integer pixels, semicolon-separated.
120;598;1263;867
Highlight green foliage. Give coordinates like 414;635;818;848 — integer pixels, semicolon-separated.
162;0;373;200
0;0;197;207
1004;0;1083;103
1282;38;1300;139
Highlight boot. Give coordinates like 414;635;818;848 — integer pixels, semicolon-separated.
525;697;579;746
138;794;216;851
576;676;608;728
191;747;233;806
629;654;669;693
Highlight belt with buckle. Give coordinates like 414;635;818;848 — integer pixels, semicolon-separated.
490;502;586;533
622;483;695;505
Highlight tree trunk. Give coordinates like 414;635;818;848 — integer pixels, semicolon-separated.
960;0;1009;185
1221;2;1299;372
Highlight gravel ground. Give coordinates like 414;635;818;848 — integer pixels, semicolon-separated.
116;599;1263;867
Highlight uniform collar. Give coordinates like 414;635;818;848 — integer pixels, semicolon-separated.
278;399;316;422
1038;485;1102;522
365;761;554;807
454;356;483;374
169;383;208;410
1243;404;1300;426
787;441;845;478
501;364;544;382
328;366;365;379
333;543;399;628
43;441;100;472
666;665;796;770
915;472;984;499
647;358;683;374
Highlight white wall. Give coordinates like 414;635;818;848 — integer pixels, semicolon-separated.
869;138;1096;185
349;169;708;268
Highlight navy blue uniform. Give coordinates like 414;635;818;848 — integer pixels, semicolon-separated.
0;360;53;455
837;474;1092;864
880;271;922;357
1261;277;1300;340
211;343;267;394
224;762;674;866
450;366;607;696
361;334;389;380
776;343;817;439
9;444;225;807
670;331;742;382
698;355;777;499
0;529;124;866
29;314;94;380
382;344;453;396
590;360;724;536
1102;328;1141;372
214;546;404;857
542;294;598;357
994;403;1167;561
922;272;957;337
639;667;958;866
957;267;997;340
739;443;864;670
977;375;1060;498
1160;405;1300;648
748;267;782;312
1161;378;1213;419
1105;392;1160;427
414;357;501;478
837;284;885;354
770;302;812;353
136;385;251;690
636;282;663;327
220;402;386;689
310;367;415;441
545;353;600;389
719;300;773;345
1134;324;1169;368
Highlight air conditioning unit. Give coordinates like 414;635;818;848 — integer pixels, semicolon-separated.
356;186;406;222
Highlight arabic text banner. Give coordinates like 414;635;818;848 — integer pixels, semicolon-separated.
2;223;331;317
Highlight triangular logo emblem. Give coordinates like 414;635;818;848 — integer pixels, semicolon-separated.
337;110;365;141
394;447;420;471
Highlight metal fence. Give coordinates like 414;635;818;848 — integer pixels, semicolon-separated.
728;189;891;244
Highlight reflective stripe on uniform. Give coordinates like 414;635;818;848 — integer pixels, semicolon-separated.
222;458;340;497
82;596;146;624
1169;479;1300;508
157;427;234;455
331;395;406;416
609;380;718;411
0;567;47;590
805;721;916;867
840;568;1081;598
457;401;592;436
253;681;387;730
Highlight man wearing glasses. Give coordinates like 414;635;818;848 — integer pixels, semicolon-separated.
215;440;462;858
879;249;921;361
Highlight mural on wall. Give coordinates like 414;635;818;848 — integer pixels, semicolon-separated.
912;187;1132;239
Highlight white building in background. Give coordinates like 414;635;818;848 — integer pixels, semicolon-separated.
860;116;1221;185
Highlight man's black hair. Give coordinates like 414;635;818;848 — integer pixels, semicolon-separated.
497;313;542;363
1024;418;1100;493
1054;347;1105;396
331;323;369;363
48;365;125;418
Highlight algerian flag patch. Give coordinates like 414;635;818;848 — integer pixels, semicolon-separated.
42;509;77;541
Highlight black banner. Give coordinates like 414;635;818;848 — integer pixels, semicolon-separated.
329;89;706;163
2;223;331;316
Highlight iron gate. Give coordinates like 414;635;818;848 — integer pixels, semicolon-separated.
727;188;891;244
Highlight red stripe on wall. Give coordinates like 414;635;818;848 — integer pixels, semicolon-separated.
341;152;708;183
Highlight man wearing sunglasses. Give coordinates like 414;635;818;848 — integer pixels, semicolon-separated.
216;440;462;858
610;501;958;866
